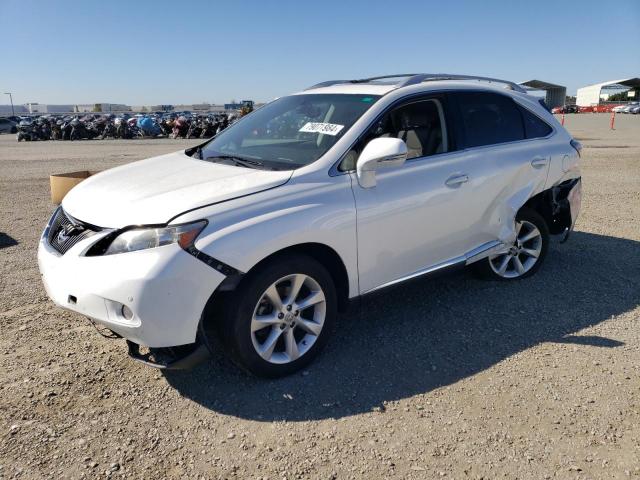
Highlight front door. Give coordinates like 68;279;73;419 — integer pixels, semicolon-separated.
349;96;479;293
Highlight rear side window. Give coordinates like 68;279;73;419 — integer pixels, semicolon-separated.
518;106;552;138
455;92;525;148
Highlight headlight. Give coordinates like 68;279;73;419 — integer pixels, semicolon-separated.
103;220;207;255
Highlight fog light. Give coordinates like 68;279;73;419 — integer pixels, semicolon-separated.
121;305;134;321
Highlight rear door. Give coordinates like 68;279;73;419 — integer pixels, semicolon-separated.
448;91;552;249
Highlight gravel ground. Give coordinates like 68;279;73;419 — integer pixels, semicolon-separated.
1;114;639;479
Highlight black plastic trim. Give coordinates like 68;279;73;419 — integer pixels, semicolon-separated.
126;340;210;370
183;244;243;277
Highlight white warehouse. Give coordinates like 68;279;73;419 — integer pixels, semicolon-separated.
576;78;640;106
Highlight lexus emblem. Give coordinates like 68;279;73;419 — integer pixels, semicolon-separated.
56;224;82;243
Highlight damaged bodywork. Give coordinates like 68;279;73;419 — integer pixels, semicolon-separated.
522;177;582;242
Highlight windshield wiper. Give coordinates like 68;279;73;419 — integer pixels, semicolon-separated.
204;155;265;169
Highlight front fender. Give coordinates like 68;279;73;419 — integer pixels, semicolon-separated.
174;175;359;298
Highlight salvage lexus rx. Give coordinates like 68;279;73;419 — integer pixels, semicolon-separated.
38;74;582;377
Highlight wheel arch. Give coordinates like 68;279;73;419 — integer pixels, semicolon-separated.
519;179;578;235
248;242;351;312
200;242;352;339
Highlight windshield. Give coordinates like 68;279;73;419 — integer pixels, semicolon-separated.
197;94;381;170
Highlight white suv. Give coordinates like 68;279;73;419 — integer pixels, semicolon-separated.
38;74;582;377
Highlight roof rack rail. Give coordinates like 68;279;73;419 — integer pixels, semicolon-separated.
306;73;527;94
305;74;419;90
398;73;527;93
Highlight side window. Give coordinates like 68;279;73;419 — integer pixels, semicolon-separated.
387;100;447;159
456;92;525;148
340;98;448;170
518;105;552;139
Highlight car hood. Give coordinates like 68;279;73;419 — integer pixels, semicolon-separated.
62;150;293;228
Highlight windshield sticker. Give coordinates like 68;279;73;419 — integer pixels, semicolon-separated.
299;122;345;136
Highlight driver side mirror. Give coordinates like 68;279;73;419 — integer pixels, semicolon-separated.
356;137;408;188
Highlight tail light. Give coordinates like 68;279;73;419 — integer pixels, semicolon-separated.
570;139;582;158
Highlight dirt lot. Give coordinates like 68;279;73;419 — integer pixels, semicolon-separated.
1;114;639;479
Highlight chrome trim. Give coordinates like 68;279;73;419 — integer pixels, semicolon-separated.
364;240;505;294
364;257;465;294
329;88;555;177
464;240;507;264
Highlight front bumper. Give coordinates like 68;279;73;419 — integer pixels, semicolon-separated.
37;229;225;348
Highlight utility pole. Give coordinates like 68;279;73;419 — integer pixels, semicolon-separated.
4;92;15;116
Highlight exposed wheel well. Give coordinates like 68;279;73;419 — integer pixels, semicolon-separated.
521;191;555;231
200;243;351;338
520;181;575;235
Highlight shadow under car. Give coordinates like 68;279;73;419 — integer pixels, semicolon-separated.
164;231;638;421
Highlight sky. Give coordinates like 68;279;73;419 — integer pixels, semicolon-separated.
1;0;639;105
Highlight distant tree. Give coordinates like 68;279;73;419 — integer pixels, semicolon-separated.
606;89;639;102
140;106;148;112
92;103;102;112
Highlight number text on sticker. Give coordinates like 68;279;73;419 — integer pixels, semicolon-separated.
299;122;345;136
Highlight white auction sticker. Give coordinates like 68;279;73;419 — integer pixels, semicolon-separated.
299;122;345;136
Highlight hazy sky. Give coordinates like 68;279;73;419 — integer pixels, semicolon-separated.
1;0;638;105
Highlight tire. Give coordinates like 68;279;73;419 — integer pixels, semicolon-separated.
473;208;549;281
216;254;337;378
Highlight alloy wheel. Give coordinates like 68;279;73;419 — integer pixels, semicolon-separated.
489;220;543;279
250;273;326;364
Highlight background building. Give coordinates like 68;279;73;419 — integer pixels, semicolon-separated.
576;78;640;106
518;80;567;109
74;103;131;113
25;103;75;114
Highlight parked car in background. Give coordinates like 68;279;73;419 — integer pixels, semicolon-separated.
630;105;640;114
621;102;639;113
612;105;627;113
38;73;582;377
0;118;17;134
552;105;579;114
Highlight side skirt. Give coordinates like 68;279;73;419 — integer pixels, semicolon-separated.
358;240;506;298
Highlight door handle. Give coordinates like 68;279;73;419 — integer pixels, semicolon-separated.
445;174;469;188
531;157;549;169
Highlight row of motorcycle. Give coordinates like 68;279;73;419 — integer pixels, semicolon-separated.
16;114;235;142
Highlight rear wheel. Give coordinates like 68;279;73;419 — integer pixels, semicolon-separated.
217;254;337;377
474;208;549;280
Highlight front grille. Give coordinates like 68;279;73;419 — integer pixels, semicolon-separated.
46;208;100;255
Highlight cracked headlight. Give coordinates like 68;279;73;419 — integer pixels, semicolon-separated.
103;220;207;255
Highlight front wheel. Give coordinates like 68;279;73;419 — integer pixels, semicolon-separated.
216;254;337;377
474;208;549;280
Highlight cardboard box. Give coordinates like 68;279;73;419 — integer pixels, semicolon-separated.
50;171;94;204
